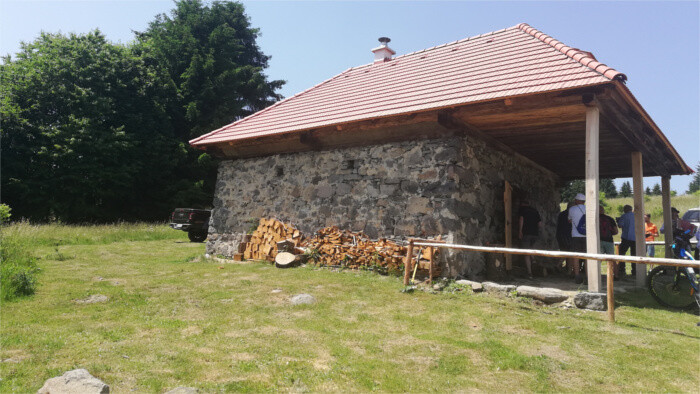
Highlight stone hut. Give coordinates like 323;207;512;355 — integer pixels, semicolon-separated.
190;24;691;281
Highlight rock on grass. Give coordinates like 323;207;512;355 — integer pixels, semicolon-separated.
37;369;109;394
516;286;569;304
574;292;607;311
75;295;109;304
290;294;316;305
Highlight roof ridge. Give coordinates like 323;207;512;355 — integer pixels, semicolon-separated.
516;23;626;82
348;25;520;71
190;67;355;145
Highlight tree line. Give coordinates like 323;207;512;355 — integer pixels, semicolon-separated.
0;0;283;222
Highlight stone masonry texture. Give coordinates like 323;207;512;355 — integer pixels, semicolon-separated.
207;133;559;278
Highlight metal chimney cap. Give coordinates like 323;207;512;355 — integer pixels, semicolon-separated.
378;37;391;45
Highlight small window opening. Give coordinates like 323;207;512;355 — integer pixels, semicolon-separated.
343;159;356;170
276;167;284;177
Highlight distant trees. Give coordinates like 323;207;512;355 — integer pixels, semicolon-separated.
600;178;618;198
0;0;284;222
688;163;700;194
619;181;632;198
560;178;618;202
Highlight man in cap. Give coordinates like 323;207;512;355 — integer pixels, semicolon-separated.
567;193;586;284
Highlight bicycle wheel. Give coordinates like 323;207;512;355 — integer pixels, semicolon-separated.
646;266;697;310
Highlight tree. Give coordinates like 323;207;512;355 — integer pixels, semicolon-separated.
645;187;652;196
135;0;285;207
599;178;618;198
620;181;632;197
652;183;662;196
688;163;700;194
560;178;618;202
1;31;183;221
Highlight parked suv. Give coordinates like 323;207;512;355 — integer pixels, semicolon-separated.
682;208;700;229
169;208;211;242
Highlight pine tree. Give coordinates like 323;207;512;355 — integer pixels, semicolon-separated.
652;183;662;196
620;181;632;197
688;163;700;194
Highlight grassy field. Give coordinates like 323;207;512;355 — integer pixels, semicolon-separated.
1;224;699;392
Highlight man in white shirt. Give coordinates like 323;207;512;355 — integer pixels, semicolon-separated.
567;193;586;284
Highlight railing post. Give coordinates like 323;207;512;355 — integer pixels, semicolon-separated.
607;260;615;322
403;239;414;286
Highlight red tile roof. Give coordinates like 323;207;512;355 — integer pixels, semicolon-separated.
190;23;625;147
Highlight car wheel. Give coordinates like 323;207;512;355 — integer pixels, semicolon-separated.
188;231;207;243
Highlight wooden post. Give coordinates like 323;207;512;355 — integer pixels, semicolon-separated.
661;176;673;258
585;105;601;292
631;152;646;287
428;247;434;284
403;239;414;286
504;181;513;271
607;259;615;322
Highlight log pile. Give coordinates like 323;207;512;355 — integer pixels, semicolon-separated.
304;226;440;275
241;218;303;262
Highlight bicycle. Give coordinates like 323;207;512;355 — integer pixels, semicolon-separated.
646;230;699;310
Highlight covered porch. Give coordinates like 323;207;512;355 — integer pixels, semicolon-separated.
439;81;692;291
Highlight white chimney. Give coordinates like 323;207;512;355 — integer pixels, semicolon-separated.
372;37;395;63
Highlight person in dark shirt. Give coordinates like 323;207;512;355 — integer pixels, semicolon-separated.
556;202;573;251
518;200;542;279
599;206;619;279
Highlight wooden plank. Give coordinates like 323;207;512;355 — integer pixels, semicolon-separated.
631;151;647;287
661;176;673;258
410;241;700;268
585;105;601;292
403;239;414;286
504;181;513;271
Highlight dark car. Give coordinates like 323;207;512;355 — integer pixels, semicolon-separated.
169;208;211;242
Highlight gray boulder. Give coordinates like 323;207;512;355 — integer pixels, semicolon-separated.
456;280;483;292
516;286;569;304
37;369;109;394
482;282;516;294
290;294;316;305
165;388;198;394
574;292;607;311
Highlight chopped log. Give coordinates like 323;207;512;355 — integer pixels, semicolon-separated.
275;252;300;268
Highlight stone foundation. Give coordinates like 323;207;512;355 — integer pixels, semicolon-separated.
207;132;559;278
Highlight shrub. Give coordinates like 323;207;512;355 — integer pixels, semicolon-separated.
1;235;39;301
0;204;11;224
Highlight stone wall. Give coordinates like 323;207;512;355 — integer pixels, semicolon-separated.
207;132;559;278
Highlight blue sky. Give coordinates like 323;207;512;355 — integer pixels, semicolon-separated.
1;0;698;194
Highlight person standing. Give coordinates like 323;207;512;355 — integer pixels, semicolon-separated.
617;205;636;277
599;206;619;279
567;193;586;284
556;202;574;252
644;214;659;257
518;200;542;279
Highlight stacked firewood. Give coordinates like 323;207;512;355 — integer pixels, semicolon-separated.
241;218;303;262
303;226;440;275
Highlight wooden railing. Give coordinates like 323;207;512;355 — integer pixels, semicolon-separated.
403;239;699;322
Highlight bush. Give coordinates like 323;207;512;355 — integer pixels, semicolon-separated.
1;235;39;301
0;204;11;224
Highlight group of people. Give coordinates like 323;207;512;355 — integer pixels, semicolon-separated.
554;193;698;283
517;192;698;283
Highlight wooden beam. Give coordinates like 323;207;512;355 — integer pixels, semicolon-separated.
631;152;647;287
598;91;674;176
504;181;513;271
585;105;601;292
661;176;673;258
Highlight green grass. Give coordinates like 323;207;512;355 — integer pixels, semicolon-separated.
2;221;184;246
1;224;699;392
